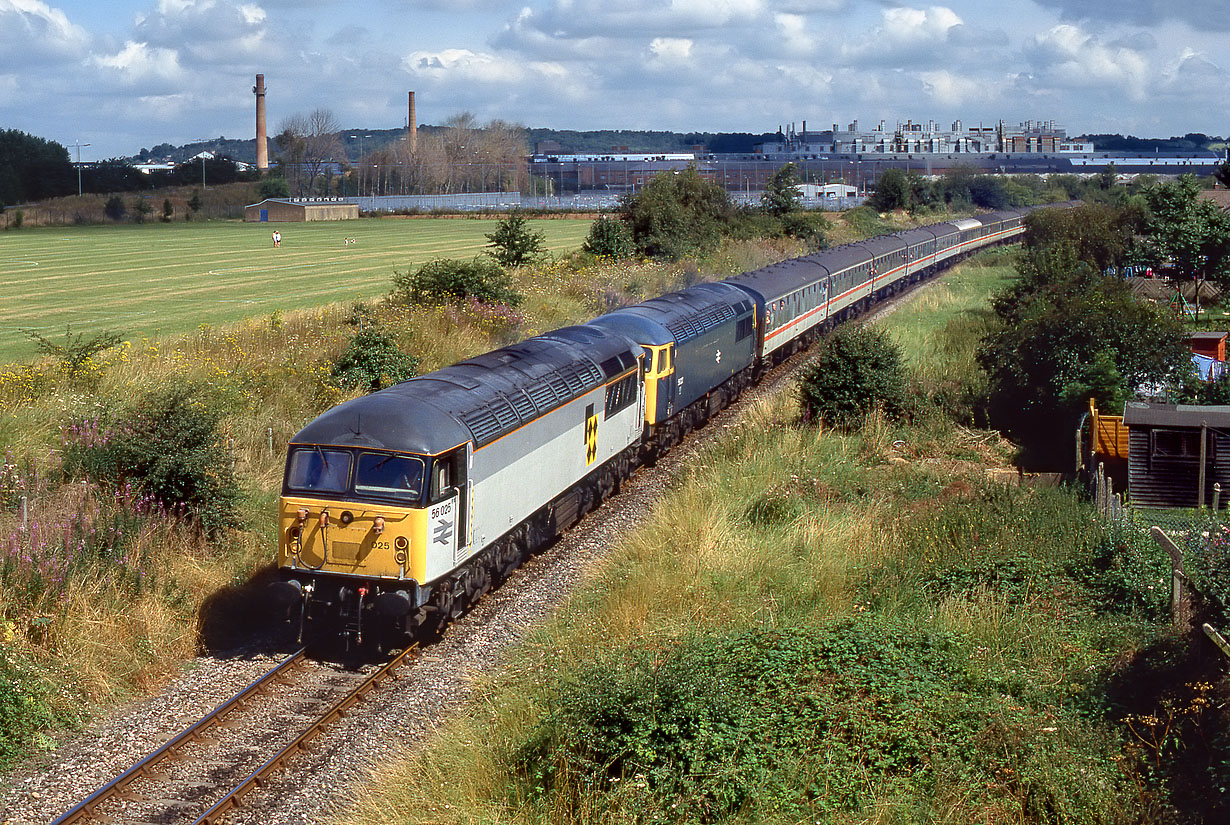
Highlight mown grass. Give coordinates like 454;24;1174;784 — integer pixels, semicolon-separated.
334;254;1187;824
0;217;591;363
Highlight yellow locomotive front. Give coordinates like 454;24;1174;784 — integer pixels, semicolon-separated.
278;446;427;582
271;445;440;642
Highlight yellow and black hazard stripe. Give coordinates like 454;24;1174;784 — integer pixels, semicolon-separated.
585;403;598;465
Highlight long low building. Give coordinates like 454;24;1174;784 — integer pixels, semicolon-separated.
245;198;359;222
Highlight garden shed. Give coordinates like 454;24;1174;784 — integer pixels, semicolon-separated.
244;198;359;222
1124;401;1230;509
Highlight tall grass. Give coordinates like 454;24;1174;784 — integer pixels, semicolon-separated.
337;251;1172;825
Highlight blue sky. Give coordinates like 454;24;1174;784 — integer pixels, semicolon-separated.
2;0;1227;160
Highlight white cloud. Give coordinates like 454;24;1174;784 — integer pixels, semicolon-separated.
1026;24;1150;102
90;40;186;89
842;6;965;64
648;37;693;65
0;0;90;69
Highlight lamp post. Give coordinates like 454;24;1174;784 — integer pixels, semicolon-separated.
349;133;372;198
69;140;90;196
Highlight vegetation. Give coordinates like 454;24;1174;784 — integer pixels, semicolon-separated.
391;257;523;308
339;248;1223;823
617;163;736;260
331;327;419;392
0;130;74;207
485;211;548;268
797;324;907;428
581;215;636;260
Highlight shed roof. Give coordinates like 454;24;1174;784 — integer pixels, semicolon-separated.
1123;402;1230;429
1187;331;1228;342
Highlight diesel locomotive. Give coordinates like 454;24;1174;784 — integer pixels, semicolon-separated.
269;205;1056;650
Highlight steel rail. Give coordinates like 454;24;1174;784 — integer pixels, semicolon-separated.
51;648;309;825
191;643;419;825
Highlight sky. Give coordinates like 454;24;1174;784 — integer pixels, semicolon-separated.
2;0;1228;161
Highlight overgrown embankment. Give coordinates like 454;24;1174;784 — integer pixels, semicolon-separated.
337;253;1225;823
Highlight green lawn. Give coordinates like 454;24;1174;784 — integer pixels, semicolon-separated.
0;217;591;363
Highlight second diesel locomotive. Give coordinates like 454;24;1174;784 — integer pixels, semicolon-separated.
270;206;1054;649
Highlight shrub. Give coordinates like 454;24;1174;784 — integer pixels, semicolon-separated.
619;164;735;260
798;323;907;428
60;385;241;537
103;195;126;221
582;215;635;259
781;211;830;251
330;327;419;393
22;326;122;387
390;257;522;307
258;175;291;200
485;211;547;268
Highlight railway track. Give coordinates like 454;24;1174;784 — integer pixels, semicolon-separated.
49;644;417;825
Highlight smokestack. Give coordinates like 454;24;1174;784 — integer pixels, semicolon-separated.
408;91;417;154
254;74;268;170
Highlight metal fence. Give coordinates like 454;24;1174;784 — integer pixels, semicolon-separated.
348;192;867;214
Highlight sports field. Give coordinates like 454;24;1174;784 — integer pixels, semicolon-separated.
0;217;591;363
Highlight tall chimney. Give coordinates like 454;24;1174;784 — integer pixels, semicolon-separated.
254;74;268;170
408;91;417;154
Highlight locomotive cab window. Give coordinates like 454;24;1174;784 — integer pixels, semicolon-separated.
287;448;352;494
354;452;425;503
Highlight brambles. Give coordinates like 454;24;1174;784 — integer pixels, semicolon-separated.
60;384;241;537
390;257;523;308
330;327;419;393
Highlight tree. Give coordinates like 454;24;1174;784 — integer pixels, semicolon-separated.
0;130;74;206
161;199;174;222
619;164;734;259
979;239;1189;468
583;215;636;259
1140;175;1230;289
258;176;291;199
797;324;907;429
868;167;926;212
275;109;343;197
486;211;547;267
104;195;126;221
761;163;802;216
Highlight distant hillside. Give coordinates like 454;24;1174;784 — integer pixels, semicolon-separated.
131;127;783;165
1078;132;1225;154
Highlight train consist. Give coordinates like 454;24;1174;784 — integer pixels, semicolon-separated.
269;206;1050;650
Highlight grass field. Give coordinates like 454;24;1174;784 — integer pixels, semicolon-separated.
0;217;592;363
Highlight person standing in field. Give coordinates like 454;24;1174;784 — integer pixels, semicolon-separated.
272;230;281;247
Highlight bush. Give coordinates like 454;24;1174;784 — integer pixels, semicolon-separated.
330;327;419;393
103;195;126;221
798;323;907;428
60;384;241;537
582;215;635;259
619;164;735;260
485;211;547;268
390;257;522;307
258;175;291;200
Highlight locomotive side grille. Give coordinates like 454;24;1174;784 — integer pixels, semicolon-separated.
547;373;571;399
462;407;503;444
489;396;521;430
527;382;557;411
508;389;536;420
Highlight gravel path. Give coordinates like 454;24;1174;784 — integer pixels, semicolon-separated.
0;283;930;825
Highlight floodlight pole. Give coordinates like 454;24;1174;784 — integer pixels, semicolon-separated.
70;140;91;196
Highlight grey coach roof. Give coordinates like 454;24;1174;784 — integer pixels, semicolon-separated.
292;324;641;454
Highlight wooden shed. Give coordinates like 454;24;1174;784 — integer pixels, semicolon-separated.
244;198;359;222
1125;402;1230;509
1187;331;1228;362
